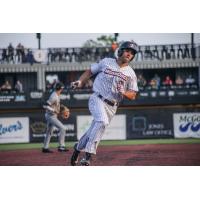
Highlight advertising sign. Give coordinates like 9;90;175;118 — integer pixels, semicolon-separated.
127;109;173;139
173;113;200;138
0;94;26;103
0;117;29;143
77;115;126;140
30;114;76;142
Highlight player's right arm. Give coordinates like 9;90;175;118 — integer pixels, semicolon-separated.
43;94;59;114
71;60;103;89
43;101;55;112
71;69;92;89
79;69;93;86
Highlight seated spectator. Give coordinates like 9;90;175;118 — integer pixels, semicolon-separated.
1;80;12;92
163;75;173;86
15;80;23;93
175;75;184;85
137;74;147;88
149;74;160;89
185;74;195;85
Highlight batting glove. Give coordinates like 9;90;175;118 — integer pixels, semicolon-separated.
71;80;82;89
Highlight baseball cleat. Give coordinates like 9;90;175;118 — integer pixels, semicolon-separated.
58;146;69;152
42;148;54;153
70;143;80;166
80;158;90;166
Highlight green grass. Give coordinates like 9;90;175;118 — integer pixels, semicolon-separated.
0;138;200;151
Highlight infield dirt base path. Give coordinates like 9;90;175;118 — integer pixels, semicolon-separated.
0;144;200;166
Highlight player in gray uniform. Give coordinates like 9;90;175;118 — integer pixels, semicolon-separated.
42;82;69;153
70;41;139;165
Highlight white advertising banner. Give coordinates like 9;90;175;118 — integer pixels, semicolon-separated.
77;115;126;140
173;113;200;138
0;117;29;143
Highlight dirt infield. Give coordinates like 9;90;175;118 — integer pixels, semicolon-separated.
0;143;200;166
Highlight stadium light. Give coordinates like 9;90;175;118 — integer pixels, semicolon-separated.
36;33;41;49
191;33;196;60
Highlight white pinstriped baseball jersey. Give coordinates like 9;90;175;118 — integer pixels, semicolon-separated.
76;58;138;154
91;58;138;103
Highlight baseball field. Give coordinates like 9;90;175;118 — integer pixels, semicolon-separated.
0;139;200;166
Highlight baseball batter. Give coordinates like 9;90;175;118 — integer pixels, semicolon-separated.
42;82;70;153
70;41;139;165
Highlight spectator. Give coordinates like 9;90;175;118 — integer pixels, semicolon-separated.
0;49;2;63
152;46;159;60
144;46;152;60
170;45;176;59
2;49;8;63
111;41;118;51
175;75;184;85
15;80;23;93
183;44;190;59
7;43;14;63
136;46;143;61
110;41;118;58
185;74;195;85
1;80;12;92
177;45;183;59
163;75;173;86
71;48;77;62
94;48;100;61
137;74;147;88
26;49;34;65
16;43;24;63
149;74;161;89
161;45;169;60
64;48;70;62
47;48;53;64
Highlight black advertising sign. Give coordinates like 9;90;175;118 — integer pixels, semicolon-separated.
126;109;174;139
29;112;77;143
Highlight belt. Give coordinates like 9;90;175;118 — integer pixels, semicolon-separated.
97;94;119;107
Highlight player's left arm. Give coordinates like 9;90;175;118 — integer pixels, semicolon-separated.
122;90;137;100
119;74;138;100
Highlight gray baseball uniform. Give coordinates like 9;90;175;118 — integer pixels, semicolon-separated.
77;58;138;154
43;91;66;149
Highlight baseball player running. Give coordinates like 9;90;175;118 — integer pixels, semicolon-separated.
42;82;70;153
70;41;139;165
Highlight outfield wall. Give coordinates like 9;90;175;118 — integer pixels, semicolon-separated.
0;106;200;144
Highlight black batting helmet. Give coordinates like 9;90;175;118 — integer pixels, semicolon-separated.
55;82;65;90
117;41;139;60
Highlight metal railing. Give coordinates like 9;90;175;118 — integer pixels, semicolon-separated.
0;43;199;65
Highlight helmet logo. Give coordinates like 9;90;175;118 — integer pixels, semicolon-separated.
129;43;137;49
